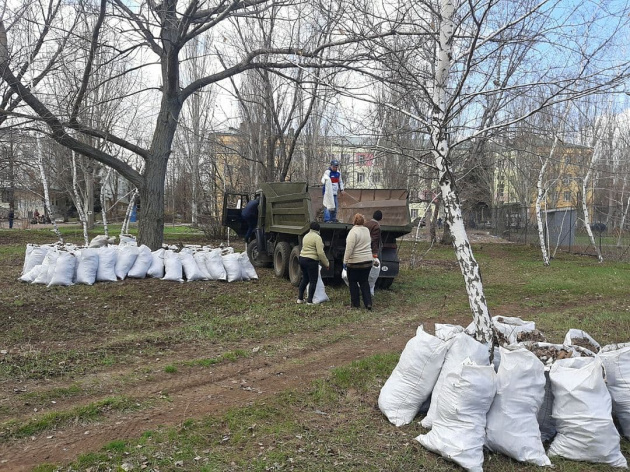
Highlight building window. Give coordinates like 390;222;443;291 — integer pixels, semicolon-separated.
411;209;418;219
357;172;365;183
358;155;365;165
372;172;381;183
564;191;571;202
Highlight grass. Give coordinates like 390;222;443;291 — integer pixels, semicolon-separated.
2;231;630;470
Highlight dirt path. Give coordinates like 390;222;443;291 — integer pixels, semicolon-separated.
0;317;419;471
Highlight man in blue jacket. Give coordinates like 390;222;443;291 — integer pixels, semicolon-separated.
241;197;259;243
321;159;344;222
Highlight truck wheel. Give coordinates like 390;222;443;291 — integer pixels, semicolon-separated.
288;246;302;287
273;242;291;278
376;278;394;289
247;239;271;268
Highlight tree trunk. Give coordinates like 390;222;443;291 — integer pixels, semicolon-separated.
535;140;554;266
138;158;167;250
85;162;95;230
582;143;603;263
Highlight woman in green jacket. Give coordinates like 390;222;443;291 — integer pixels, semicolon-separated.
297;221;330;304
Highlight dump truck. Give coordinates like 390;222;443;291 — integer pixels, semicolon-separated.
222;182;412;288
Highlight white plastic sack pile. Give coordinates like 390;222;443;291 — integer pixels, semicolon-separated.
180;250;205;281
239;252;258;281
303;266;328;304
96;246;118;282
378;326;448;427
485;347;551;466
564;328;601;355
75;248;100;285
193;252;213;280
492;316;535;345
147;248;165;278
421;332;489;429
599;345;630;439
21;244;50;276
162;250;183;282
48;252;77;287
416;359;496;472
548;357;627;468
127;245;153;279
32;249;60;285
115;245;139;280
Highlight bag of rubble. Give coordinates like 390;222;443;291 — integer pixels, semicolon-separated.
162;250;183;282
222;253;243;282
48;251;78;287
486;346;551;466
416;358;496;472
492;316;541;345
421;332;489;429
564;329;600;355
115;245;139;280
75;248;100;285
127;245;153;279
179;249;205;281
599;344;630;439
434;324;464;342
32;249;60;285
146;248;165;278
378;325;448;427
89;234;116;248
205;249;227;281
548;356;627;468
239;252;258;281
304;266;327;304
21;244;51;278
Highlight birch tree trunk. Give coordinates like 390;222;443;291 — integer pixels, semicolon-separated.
100;168;111;237
582;143;603;262
71;151;89;246
37;137;64;244
432;0;493;347
122;189;138;236
535;138;558;266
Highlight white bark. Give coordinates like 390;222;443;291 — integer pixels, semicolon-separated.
36;137;64;244
121;188;138;236
535;137;558;266
100;168;112;237
71;151;89;246
617;176;628;248
582;142;603;263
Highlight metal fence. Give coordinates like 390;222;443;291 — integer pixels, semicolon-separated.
463;205;630;262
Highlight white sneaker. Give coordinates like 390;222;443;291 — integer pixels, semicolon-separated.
296;299;304;304
307;302;314;305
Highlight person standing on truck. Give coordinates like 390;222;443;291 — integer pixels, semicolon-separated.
321;159;344;222
297;221;330;305
343;213;373;310
241;196;260;243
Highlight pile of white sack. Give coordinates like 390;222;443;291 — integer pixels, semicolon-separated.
18;236;258;287
379;317;630;471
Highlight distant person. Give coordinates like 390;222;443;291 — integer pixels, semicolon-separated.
8;208;14;229
297;221;330;305
33;209;40;224
343;213;373;310
321;159;344;222
437;217;443;229
241;196;260;243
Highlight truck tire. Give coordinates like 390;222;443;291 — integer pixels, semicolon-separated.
288;246;302;287
273;242;291;278
247;239;271;268
376;278;394;289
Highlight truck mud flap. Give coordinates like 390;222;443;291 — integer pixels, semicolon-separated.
380;246;400;278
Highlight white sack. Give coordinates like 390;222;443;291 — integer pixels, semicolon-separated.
239;252;258;281
602;342;630;353
162;250;183;282
180;251;204;281
416;360;496;472
599;346;630;439
485;347;550;466
378;325;448;427
48;252;77;287
75;248;99;285
19;264;43;283
205;249;227;281
564;328;600;354
434;324;464;342
548;356;627;468
193;252;212;280
323;177;335;210
96;246;118;282
115;245;139;280
368;264;380;296
89;234;115;248
341;268;348;286
421;332;489;429
119;234;137;246
493;316;535;345
222;253;242;282
127;245;153;279
22;244;49;275
306;266;328;304
147;248;165;278
32;250;60;285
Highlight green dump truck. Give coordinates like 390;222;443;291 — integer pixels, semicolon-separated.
222;182;412;288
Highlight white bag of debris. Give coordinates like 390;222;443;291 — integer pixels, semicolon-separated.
162;250;183;282
180;251;205;281
239;252;258;281
378;326;448;427
599;345;630;439
222;253;243;282
75;248;100;285
115;245;139;280
22;244;49;275
127;245;153;279
146;248;165;278
96;246;118;282
548;356;627;468
193;252;212;280
492;316;535;345
89;234;116;248
564;329;601;354
485;347;551;466
119;234;136;246
205;249;227;281
434;324;464;342
48;252;77;287
306;266;328;304
416;359;496;472
368;264;380;296
421;332;489;429
32;249;60;285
